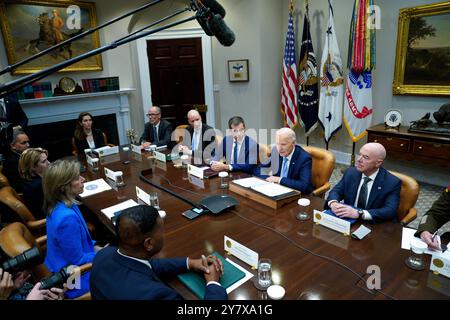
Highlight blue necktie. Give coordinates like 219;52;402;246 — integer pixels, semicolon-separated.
233;141;238;164
153;126;159;143
280;157;288;178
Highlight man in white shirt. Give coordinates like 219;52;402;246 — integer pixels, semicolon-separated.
327;142;401;223
178;109;216;161
210;116;258;173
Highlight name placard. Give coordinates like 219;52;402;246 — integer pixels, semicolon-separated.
94;146;119;158
431;250;450;279
104;167;116;181
224;236;259;269
154;150;166;163
131;144;141;155
136;186;151;205
187;164;204;179
313;209;351;236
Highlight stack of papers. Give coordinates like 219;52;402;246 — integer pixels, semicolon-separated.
79;179;112;198
233;177;295;197
101;199;139;220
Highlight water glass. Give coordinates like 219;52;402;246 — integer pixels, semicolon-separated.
257;258;272;289
296;198;311;221
180;155;189;170
405;238;428;271
219;171;229;189
150;192;160;209
114;171;125;187
91;158;99;172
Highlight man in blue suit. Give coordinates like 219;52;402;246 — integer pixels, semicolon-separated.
327;142;401;223
210;116;258;174
90;205;227;300
254;127;313;194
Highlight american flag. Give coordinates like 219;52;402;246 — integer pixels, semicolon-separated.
280;7;298;128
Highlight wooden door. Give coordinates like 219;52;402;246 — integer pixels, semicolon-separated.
147;38;206;128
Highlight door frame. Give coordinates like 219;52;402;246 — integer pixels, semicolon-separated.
136;28;215;127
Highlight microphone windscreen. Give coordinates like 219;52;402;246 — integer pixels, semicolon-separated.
201;0;226;18
207;14;235;47
196;17;213;36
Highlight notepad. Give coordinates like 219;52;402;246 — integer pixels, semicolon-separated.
177;252;246;299
324;209;357;224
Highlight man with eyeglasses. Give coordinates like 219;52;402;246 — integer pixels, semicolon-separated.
139;106;173;149
326;142;401;223
210;116;258;173
2;129;30;193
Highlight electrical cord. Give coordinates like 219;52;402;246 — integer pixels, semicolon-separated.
143;170;397;300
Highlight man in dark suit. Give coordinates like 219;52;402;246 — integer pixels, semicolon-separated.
90;205;227;300
327;142;401;223
0;93;28;130
139;106;174;148
210;116;258;174
2;129;30;193
254;127;313;194
178;109;216;161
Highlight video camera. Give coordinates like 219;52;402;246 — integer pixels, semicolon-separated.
1;247;43;273
40;265;74;290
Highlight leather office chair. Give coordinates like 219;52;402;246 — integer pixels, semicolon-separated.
389;171;419;225
258;144;271;164
303;146;336;198
172;124;188;144
71;131;111;157
0;186;46;233
0;169;10;187
0;222;92;300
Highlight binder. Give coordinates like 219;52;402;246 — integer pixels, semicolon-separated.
177;252;245;299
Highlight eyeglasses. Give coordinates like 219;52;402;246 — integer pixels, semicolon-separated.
147;113;160;117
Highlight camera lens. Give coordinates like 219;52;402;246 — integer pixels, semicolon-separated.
1;247;42;273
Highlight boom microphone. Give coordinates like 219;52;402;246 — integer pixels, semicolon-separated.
200;0;226;18
196;16;213;36
207;14;235;47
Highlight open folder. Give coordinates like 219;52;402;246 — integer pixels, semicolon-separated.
177;252;245;299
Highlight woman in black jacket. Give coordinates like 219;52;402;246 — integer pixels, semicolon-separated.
73;112;106;152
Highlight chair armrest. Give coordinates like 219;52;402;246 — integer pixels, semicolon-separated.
401;208;417;225
312;182;331;198
36;235;47;247
26;219;46;230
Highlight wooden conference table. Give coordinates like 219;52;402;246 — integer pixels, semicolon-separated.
80;149;449;300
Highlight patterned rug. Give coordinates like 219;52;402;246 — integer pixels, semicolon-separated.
329;164;449;233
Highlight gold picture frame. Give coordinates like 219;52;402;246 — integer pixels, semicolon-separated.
393;1;450;96
0;0;102;74
228;59;249;82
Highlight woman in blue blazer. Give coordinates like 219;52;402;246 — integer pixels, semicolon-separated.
42;160;102;299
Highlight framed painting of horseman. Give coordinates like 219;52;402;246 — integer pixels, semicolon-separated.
393;1;450;96
0;0;102;74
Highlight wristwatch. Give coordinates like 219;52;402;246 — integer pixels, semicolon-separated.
357;209;364;218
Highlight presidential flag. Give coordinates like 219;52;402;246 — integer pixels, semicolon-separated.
298;3;319;136
280;4;298;129
344;0;376;142
318;0;344;144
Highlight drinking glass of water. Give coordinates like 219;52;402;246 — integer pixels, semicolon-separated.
257;258;272;289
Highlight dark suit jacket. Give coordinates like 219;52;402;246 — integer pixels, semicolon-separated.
2;150;23;193
254;145;313;194
183;123;216;157
139;119;174;148
2;94;28;129
326;166;401;223
73;128;105;152
23;175;45;220
213;135;258;173
90;246;227;300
